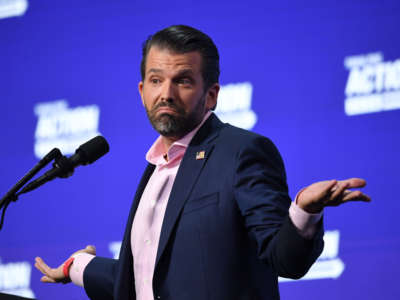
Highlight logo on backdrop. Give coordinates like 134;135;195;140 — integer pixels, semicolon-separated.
0;258;35;298
0;0;28;20
109;230;344;282
215;82;257;130
279;230;345;282
344;52;400;116
34;100;101;159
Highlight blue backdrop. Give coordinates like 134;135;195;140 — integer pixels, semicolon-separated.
1;0;399;299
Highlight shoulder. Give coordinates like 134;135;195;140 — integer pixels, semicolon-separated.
201;114;284;164
219;123;280;153
217;123;286;175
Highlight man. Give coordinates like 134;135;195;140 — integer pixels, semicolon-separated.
35;25;370;300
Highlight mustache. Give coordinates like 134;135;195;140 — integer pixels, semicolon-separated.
152;101;185;114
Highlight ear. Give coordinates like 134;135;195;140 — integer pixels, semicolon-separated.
205;83;220;111
138;81;145;106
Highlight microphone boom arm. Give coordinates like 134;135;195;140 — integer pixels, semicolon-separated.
0;148;62;230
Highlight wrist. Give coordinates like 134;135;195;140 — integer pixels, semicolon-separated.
298;201;324;214
63;257;75;278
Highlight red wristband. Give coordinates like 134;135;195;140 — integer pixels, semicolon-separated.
63;257;75;278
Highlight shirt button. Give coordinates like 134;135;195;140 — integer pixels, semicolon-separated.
145;239;151;244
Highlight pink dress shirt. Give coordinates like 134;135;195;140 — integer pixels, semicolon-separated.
70;112;322;299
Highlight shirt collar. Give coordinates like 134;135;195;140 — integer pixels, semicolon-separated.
146;111;213;166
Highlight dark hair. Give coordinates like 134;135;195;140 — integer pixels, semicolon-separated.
140;25;220;91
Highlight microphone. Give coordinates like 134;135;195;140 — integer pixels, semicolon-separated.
19;136;109;194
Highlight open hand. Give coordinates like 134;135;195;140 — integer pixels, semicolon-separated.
34;245;96;284
297;178;371;214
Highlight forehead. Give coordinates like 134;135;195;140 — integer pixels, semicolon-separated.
145;46;203;75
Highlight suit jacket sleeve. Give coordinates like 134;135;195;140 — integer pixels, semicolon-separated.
83;257;118;300
234;135;324;279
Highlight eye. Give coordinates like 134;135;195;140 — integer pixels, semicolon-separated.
149;77;161;84
176;78;193;86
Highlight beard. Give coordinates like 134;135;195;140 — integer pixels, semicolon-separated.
145;94;207;139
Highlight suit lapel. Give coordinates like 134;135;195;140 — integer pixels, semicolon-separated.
155;114;224;266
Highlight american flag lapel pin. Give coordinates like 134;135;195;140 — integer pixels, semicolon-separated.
196;150;205;160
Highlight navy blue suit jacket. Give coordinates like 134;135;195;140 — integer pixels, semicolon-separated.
83;114;324;300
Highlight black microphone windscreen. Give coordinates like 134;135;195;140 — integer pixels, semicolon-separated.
76;136;110;165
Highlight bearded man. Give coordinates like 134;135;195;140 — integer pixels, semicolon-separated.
35;25;370;300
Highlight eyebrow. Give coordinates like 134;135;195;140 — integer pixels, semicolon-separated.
175;69;195;77
147;68;163;74
146;68;195;77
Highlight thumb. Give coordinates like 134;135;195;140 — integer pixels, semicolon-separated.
85;245;96;255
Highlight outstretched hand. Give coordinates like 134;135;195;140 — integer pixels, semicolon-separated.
297;178;371;214
34;245;96;284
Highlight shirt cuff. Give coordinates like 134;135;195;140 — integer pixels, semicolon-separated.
289;200;323;239
69;253;95;287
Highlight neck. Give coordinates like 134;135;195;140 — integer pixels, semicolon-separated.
160;136;179;153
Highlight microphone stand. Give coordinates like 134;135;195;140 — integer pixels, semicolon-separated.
0;148;62;230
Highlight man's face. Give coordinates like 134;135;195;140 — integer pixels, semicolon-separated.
139;46;218;139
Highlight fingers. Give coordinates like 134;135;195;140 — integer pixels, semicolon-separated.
325;189;371;207
299;177;370;212
329;182;349;202
40;275;57;283
34;256;65;283
319;180;338;197
339;178;366;189
342;190;371;203
34;257;51;277
323;178;370;207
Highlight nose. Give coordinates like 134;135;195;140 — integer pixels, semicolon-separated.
160;80;175;103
